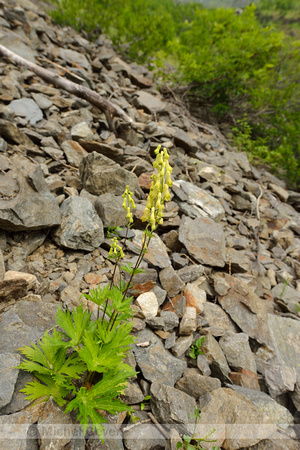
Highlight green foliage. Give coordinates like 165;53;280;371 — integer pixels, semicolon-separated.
176;407;220;450
189;337;206;359
17;146;173;441
47;0;300;188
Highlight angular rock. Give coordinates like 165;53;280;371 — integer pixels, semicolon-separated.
71;121;94;141
172;335;193;357
200;302;238;337
127;229;171;269
198;388;275;449
0;164;61;231
53;196;104;251
133;90;165;114
0;300;58;353
174;129;198;153
150;381;196;434
132;328;187;387
229;369;260;391
79;151;139;196
175;368;221;398
228;385;294;428
61;140;88;167
0;353;20;409
0;249;4;282
201;334;230;377
123;423;165;450
216;273;274;347
173;180;225;221
0;278;28;303
37;398;73;450
160;311;179;332
95;193;127;228
179;216;226;268
8;98;43;125
136;291;158;319
159;266;185;298
179;306;197;335
271;283;300;314
197;355;211;377
184;283;206;314
219;331;257;373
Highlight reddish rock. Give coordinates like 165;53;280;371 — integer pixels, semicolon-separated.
139;172;153;190
230;369;260;391
132;280;156;297
84;273;105;284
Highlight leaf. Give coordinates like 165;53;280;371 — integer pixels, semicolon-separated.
20;374;69;406
82;285;113;308
55;304;93;347
65;369;134;440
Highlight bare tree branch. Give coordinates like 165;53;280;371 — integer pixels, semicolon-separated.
0;44;133;131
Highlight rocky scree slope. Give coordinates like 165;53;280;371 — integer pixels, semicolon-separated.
0;0;300;449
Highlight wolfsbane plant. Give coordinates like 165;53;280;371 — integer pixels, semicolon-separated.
16;145;173;441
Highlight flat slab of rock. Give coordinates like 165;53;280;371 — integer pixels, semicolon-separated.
179;216;226;267
79;151;139;196
132;328;187;387
173;180;225;221
175;368;221;399
228;385;294;428
0;300;58;353
216;273;274;347
0;353;20;409
133;90;165;114
198;388;276;449
53;196;104;251
8;98;43;125
0;164;61;231
127;229;171;269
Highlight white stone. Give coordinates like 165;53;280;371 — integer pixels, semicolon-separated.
136;292;158;319
179;306;197;335
4;270;37;290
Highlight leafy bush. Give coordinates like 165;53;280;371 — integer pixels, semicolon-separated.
47;0;300;186
16;145;173;441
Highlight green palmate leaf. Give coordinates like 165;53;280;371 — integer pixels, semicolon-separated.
65;368;134;440
18;328;86;381
121;262;144;275
20;373;69;407
55;304;94;346
82;285;114;307
78;324;135;373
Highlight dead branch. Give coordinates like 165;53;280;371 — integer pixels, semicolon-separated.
0;44;133;131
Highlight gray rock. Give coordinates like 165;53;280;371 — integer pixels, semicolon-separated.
87;423;124;449
219;331;257;373
123;423;165;450
0;353;20;409
228;385;294;428
172;335;193;357
31;92;53;110
216;273;274;347
159;266;185;298
174;129;198;153
249;431;299;450
197;355;211;376
0;164;61;231
271;283;300;314
150;381;196;434
79;152;139;196
127;229;171;269
59;48;91;70
122;380;145;405
160;311;179;332
177;264;206;284
201;334;230;377
0;30;37;63
0;370;33;415
61;140;88;167
165;428;182;450
37;398;73;450
198;388;276;449
71;121;94;141
132;328;187;386
95;193;127;228
184;283;206;314
8;98;43;125
53;196;104;251
0;119;32;145
201;302;238;337
175;368;221;398
179;216;226;268
0;300;58;353
173;180;225;221
133;90;165;113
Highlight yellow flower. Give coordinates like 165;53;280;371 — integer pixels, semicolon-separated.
122;185;136;224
